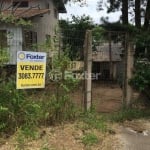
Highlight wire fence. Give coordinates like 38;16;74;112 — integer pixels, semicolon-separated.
0;27;149;112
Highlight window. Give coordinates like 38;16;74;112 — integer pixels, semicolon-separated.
0;30;7;49
13;1;29;8
24;30;37;50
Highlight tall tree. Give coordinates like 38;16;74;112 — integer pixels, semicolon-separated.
98;0;129;24
122;0;128;24
135;0;141;28
97;0;149;27
144;0;150;29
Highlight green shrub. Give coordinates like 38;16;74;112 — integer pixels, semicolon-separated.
0;76;41;133
40;83;80;125
130;60;150;92
0;49;81;136
42;50;80;124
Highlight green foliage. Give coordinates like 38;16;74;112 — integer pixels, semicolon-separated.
130;61;150;91
101;22;136;33
40;147;50;150
15;127;38;150
0;14;32;27
81;133;99;146
52;49;71;71
92;26;105;42
43;51;80;124
80;111;107;132
135;30;150;60
109;108;150;122
92;26;107;51
0;42;80;139
40;92;79;124
15;130;26;150
0;48;9;66
59;15;94;60
0;76;42;133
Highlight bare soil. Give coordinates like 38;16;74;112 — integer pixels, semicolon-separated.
92;82;122;113
70;82;123;113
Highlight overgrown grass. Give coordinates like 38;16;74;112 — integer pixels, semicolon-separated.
0;76;29;134
80;110;107;132
81;133;99;146
1;75;150;150
107;108;150;123
0;76;80;134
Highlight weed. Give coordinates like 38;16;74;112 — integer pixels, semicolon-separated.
20;125;39;139
80;111;107;132
40;147;50;150
81;133;99;146
15;130;26;150
0;75;43;137
109;108;150;122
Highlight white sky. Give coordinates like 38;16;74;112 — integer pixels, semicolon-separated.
59;0;121;24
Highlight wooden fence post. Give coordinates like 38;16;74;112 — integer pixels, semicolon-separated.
84;30;92;111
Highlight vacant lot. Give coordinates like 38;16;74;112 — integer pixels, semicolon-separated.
70;82;123;113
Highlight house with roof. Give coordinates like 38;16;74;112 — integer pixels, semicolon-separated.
0;0;66;64
92;42;123;80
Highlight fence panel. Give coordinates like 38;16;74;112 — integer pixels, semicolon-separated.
92;31;127;112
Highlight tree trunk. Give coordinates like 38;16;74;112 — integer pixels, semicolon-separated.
135;0;141;28
144;0;150;29
122;0;128;24
0;0;5;12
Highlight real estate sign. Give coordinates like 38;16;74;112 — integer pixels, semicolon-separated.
16;51;47;89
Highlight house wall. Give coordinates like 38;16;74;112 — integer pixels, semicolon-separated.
1;0;63;64
3;0;59;45
24;0;59;46
4;0;58;44
0;24;23;65
31;0;58;45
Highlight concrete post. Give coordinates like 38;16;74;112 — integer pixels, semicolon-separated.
84;30;92;111
123;41;134;107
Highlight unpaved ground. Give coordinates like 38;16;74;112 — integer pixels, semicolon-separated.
71;82;123;113
115;119;150;150
1;119;150;150
92;83;122;112
1;83;147;150
0;122;121;150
